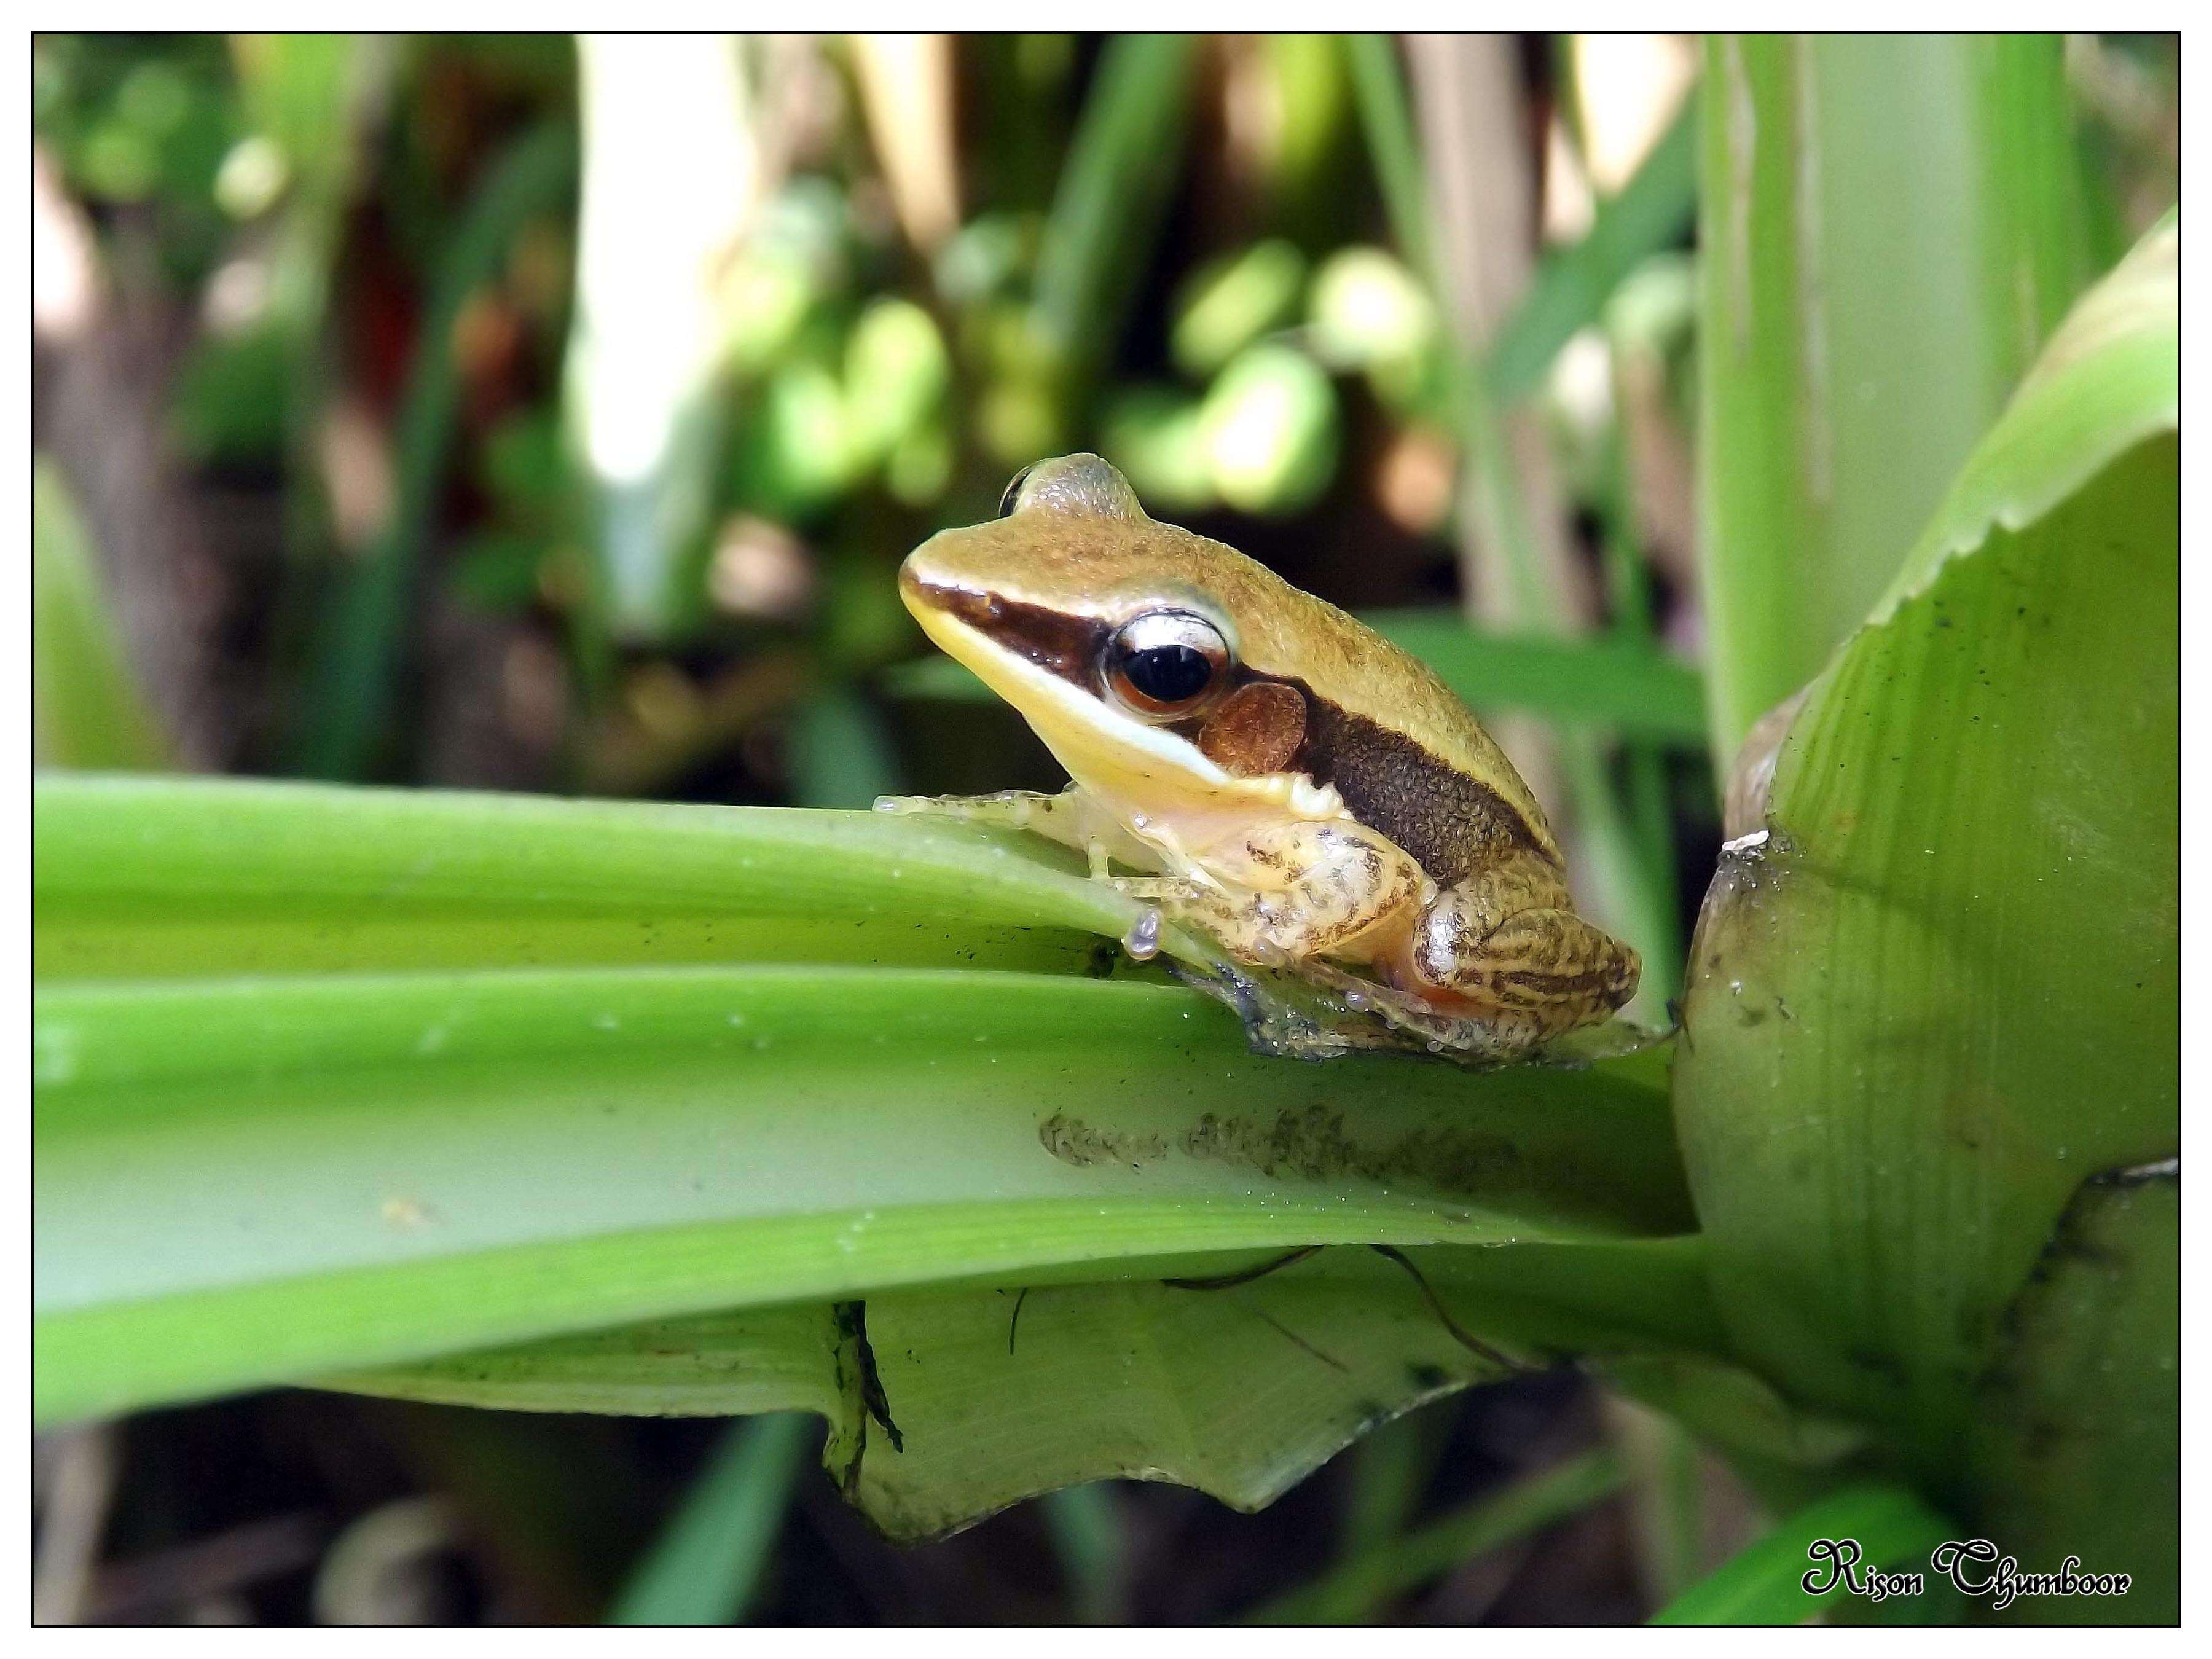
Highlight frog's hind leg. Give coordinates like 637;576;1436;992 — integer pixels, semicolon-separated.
1403;892;1641;1046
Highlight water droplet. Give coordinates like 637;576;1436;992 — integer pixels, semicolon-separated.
1122;906;1163;960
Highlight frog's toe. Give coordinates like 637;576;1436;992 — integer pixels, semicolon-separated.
1297;959;1524;1057
1110;875;1207;903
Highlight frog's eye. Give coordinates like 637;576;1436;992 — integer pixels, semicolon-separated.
996;464;1036;518
1104;611;1231;718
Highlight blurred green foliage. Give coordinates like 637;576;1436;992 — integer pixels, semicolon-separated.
30;31;1746;809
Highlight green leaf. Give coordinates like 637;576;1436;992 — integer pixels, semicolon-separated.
1673;217;2175;1610
607;1413;812;1624
1245;1448;1625;1623
1359;613;1706;742
31;460;168;771
36;956;1697;1427
887;613;1708;745
292;121;576;779
1030;34;1195;378
1650;1481;1955;1626
1695;36;2093;770
35;775;1709;1513
1039;1483;1128;1624
332;1243;1706;1545
1966;1164;2178;1623
1594;1352;1867;1503
34;775;1121;981
1486;93;1696;405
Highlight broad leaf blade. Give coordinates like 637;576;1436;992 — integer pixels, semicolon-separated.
34;775;1156;981
334;1242;1717;1543
1966;1164;2178;1623
36;768;1717;1538
37;776;1702;1459
1673;218;2176;1614
1696;35;2092;769
36;960;1693;1426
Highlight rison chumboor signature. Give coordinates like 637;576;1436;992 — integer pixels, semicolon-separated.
1803;1535;2133;1612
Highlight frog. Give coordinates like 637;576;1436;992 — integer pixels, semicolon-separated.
876;453;1639;1056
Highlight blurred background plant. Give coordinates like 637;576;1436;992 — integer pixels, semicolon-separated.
32;32;2176;1625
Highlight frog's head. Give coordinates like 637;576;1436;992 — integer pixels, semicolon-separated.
898;455;1337;813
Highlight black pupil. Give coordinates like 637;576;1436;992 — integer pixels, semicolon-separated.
1121;643;1213;705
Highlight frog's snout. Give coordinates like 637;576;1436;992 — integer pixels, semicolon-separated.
896;534;984;620
896;552;926;614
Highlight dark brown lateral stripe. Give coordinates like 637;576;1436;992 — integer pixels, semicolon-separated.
1295;696;1548;885
1178;671;1547;884
909;577;1549;884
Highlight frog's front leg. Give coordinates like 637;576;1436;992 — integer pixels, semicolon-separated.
874;786;1152;878
1394;868;1640;1045
1117;818;1427;966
